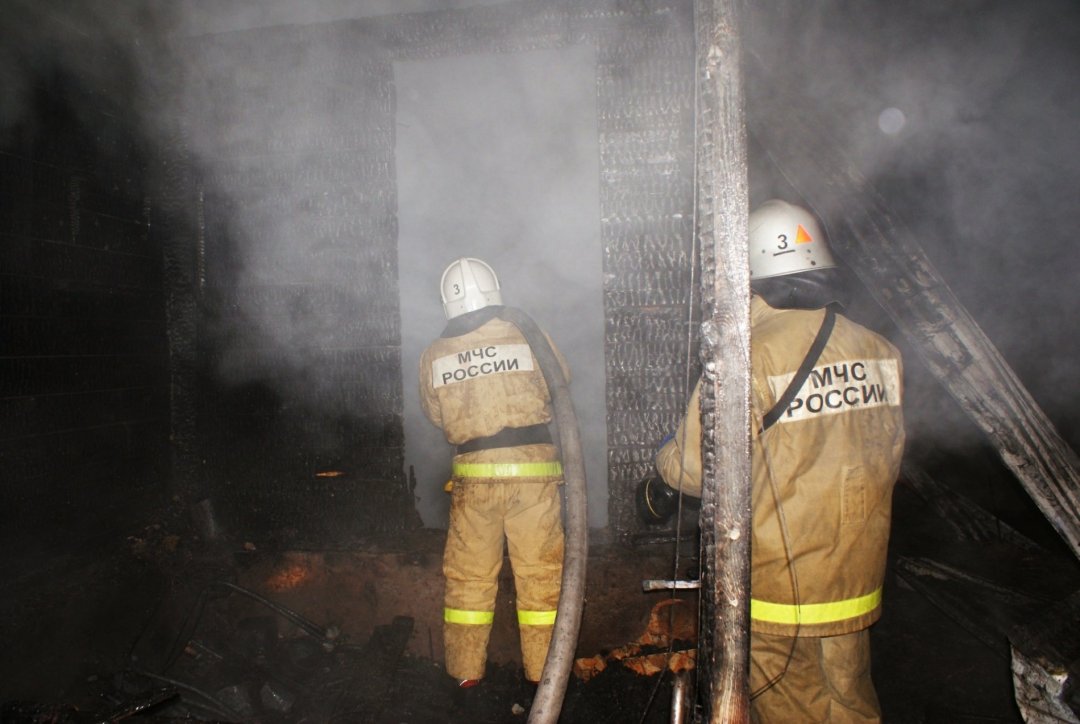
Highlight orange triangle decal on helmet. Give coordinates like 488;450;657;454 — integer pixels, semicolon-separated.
795;224;813;244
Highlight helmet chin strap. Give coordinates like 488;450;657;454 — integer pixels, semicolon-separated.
751;268;850;311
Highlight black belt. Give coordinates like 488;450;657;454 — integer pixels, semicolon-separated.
457;424;552;455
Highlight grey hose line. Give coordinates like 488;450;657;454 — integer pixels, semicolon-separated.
497;306;588;724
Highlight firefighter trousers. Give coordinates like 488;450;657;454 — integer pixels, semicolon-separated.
443;480;564;682
750;628;880;723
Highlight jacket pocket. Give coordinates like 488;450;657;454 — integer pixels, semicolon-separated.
840;465;866;526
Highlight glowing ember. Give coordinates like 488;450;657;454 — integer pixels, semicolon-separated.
265;563;312;591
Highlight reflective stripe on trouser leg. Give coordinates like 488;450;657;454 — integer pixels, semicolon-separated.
445;608;495;625
443;483;506;681
505;481;564;682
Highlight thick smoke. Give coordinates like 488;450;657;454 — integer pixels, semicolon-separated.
6;0;1079;535
394;46;605;527
745;0;1080;462
153;4;607;528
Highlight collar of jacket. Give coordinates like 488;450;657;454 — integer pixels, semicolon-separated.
751;294;843;326
440;305;506;338
750;294;778;326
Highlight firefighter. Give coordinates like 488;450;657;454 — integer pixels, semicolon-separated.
645;200;906;722
419;257;568;689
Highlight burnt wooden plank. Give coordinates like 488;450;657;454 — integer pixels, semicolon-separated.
894;556;1039;656
901;461;1044;553
893;471;1080;722
695;0;753;720
896;552;1080;721
1011;591;1080;721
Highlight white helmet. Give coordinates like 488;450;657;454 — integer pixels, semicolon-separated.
440;257;503;320
748;200;837;281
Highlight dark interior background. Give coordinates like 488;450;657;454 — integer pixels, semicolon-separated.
1;0;1078;715
0;8;169;568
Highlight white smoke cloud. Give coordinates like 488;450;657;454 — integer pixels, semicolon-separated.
7;0;1079;534
747;0;1080;451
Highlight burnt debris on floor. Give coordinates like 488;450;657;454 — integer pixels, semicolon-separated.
3;483;1077;724
1;573;682;724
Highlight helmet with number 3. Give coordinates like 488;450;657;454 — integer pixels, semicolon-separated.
440;257;503;320
748;199;837;281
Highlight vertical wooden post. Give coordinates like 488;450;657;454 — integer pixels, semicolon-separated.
694;0;753;720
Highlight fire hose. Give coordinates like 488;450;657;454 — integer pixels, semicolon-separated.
497;307;588;724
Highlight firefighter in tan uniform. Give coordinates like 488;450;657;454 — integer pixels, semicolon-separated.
419;257;568;689
648;201;905;722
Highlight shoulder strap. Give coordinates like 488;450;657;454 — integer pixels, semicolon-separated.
760;306;837;433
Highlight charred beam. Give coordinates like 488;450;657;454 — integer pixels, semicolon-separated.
901;461;1044;553
694;0;752;720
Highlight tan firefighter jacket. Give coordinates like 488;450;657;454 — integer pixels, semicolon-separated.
419;313;569;481
657;295;905;637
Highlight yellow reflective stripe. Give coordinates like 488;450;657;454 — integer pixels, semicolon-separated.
750;588;882;626
452;462;563;478
517;609;557;626
444;608;495;625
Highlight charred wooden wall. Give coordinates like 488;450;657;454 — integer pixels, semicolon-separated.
0;37;168;560
162;0;700;544
163;26;407;546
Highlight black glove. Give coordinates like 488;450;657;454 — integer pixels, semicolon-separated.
635;475;678;525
